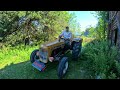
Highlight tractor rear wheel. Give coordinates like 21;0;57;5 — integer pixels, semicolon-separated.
72;42;81;61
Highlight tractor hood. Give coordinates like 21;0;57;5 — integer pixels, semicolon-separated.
40;39;65;57
41;39;64;47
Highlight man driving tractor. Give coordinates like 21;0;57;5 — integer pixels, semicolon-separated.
59;26;72;45
30;26;82;78
59;26;72;52
36;26;73;63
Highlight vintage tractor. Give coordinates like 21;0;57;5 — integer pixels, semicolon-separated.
30;37;83;79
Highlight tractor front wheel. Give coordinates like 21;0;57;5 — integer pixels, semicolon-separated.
57;57;68;79
30;49;39;63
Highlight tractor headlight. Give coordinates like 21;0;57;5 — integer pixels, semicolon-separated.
38;50;48;63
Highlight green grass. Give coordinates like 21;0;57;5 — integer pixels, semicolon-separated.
0;45;38;69
0;37;94;79
1;37;119;79
0;48;91;79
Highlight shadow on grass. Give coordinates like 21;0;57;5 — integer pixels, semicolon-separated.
0;60;59;79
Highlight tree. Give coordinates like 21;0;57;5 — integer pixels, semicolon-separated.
83;25;96;38
0;11;75;46
68;12;82;37
68;12;77;34
93;11;109;40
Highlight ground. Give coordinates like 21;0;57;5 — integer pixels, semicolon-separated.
0;56;93;79
0;37;94;79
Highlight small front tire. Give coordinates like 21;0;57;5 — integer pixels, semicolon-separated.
57;57;68;79
30;49;39;63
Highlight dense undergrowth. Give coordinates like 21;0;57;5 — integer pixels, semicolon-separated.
81;39;120;79
0;37;120;79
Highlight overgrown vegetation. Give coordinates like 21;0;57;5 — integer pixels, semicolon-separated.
0;45;38;69
0;36;120;79
81;39;120;79
0;11;120;79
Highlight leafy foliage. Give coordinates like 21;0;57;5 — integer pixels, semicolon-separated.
82;39;120;79
0;11;74;46
94;11;109;40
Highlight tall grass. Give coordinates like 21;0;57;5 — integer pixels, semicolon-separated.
0;45;38;69
81;39;120;79
81;36;95;47
1;37;120;79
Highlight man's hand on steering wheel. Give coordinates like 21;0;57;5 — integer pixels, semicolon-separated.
64;38;70;41
58;35;62;42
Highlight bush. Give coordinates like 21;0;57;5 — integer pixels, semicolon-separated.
82;39;119;79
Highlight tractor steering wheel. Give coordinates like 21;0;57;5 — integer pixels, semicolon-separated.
59;37;66;42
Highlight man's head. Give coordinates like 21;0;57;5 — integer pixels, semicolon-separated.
66;26;69;32
40;45;47;52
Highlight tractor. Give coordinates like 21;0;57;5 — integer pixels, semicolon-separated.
30;37;83;79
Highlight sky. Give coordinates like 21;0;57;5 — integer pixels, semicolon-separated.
69;11;98;32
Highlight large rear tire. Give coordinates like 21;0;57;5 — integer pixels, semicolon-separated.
57;57;68;79
30;49;39;63
72;42;81;61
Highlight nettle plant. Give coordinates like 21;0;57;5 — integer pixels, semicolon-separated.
83;40;119;79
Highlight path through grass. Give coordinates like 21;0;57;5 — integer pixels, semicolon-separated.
0;37;94;79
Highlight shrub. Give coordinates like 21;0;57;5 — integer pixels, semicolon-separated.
82;39;119;79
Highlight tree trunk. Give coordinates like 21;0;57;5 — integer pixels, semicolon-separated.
116;13;120;50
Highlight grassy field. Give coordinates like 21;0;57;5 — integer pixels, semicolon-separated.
0;37;94;79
